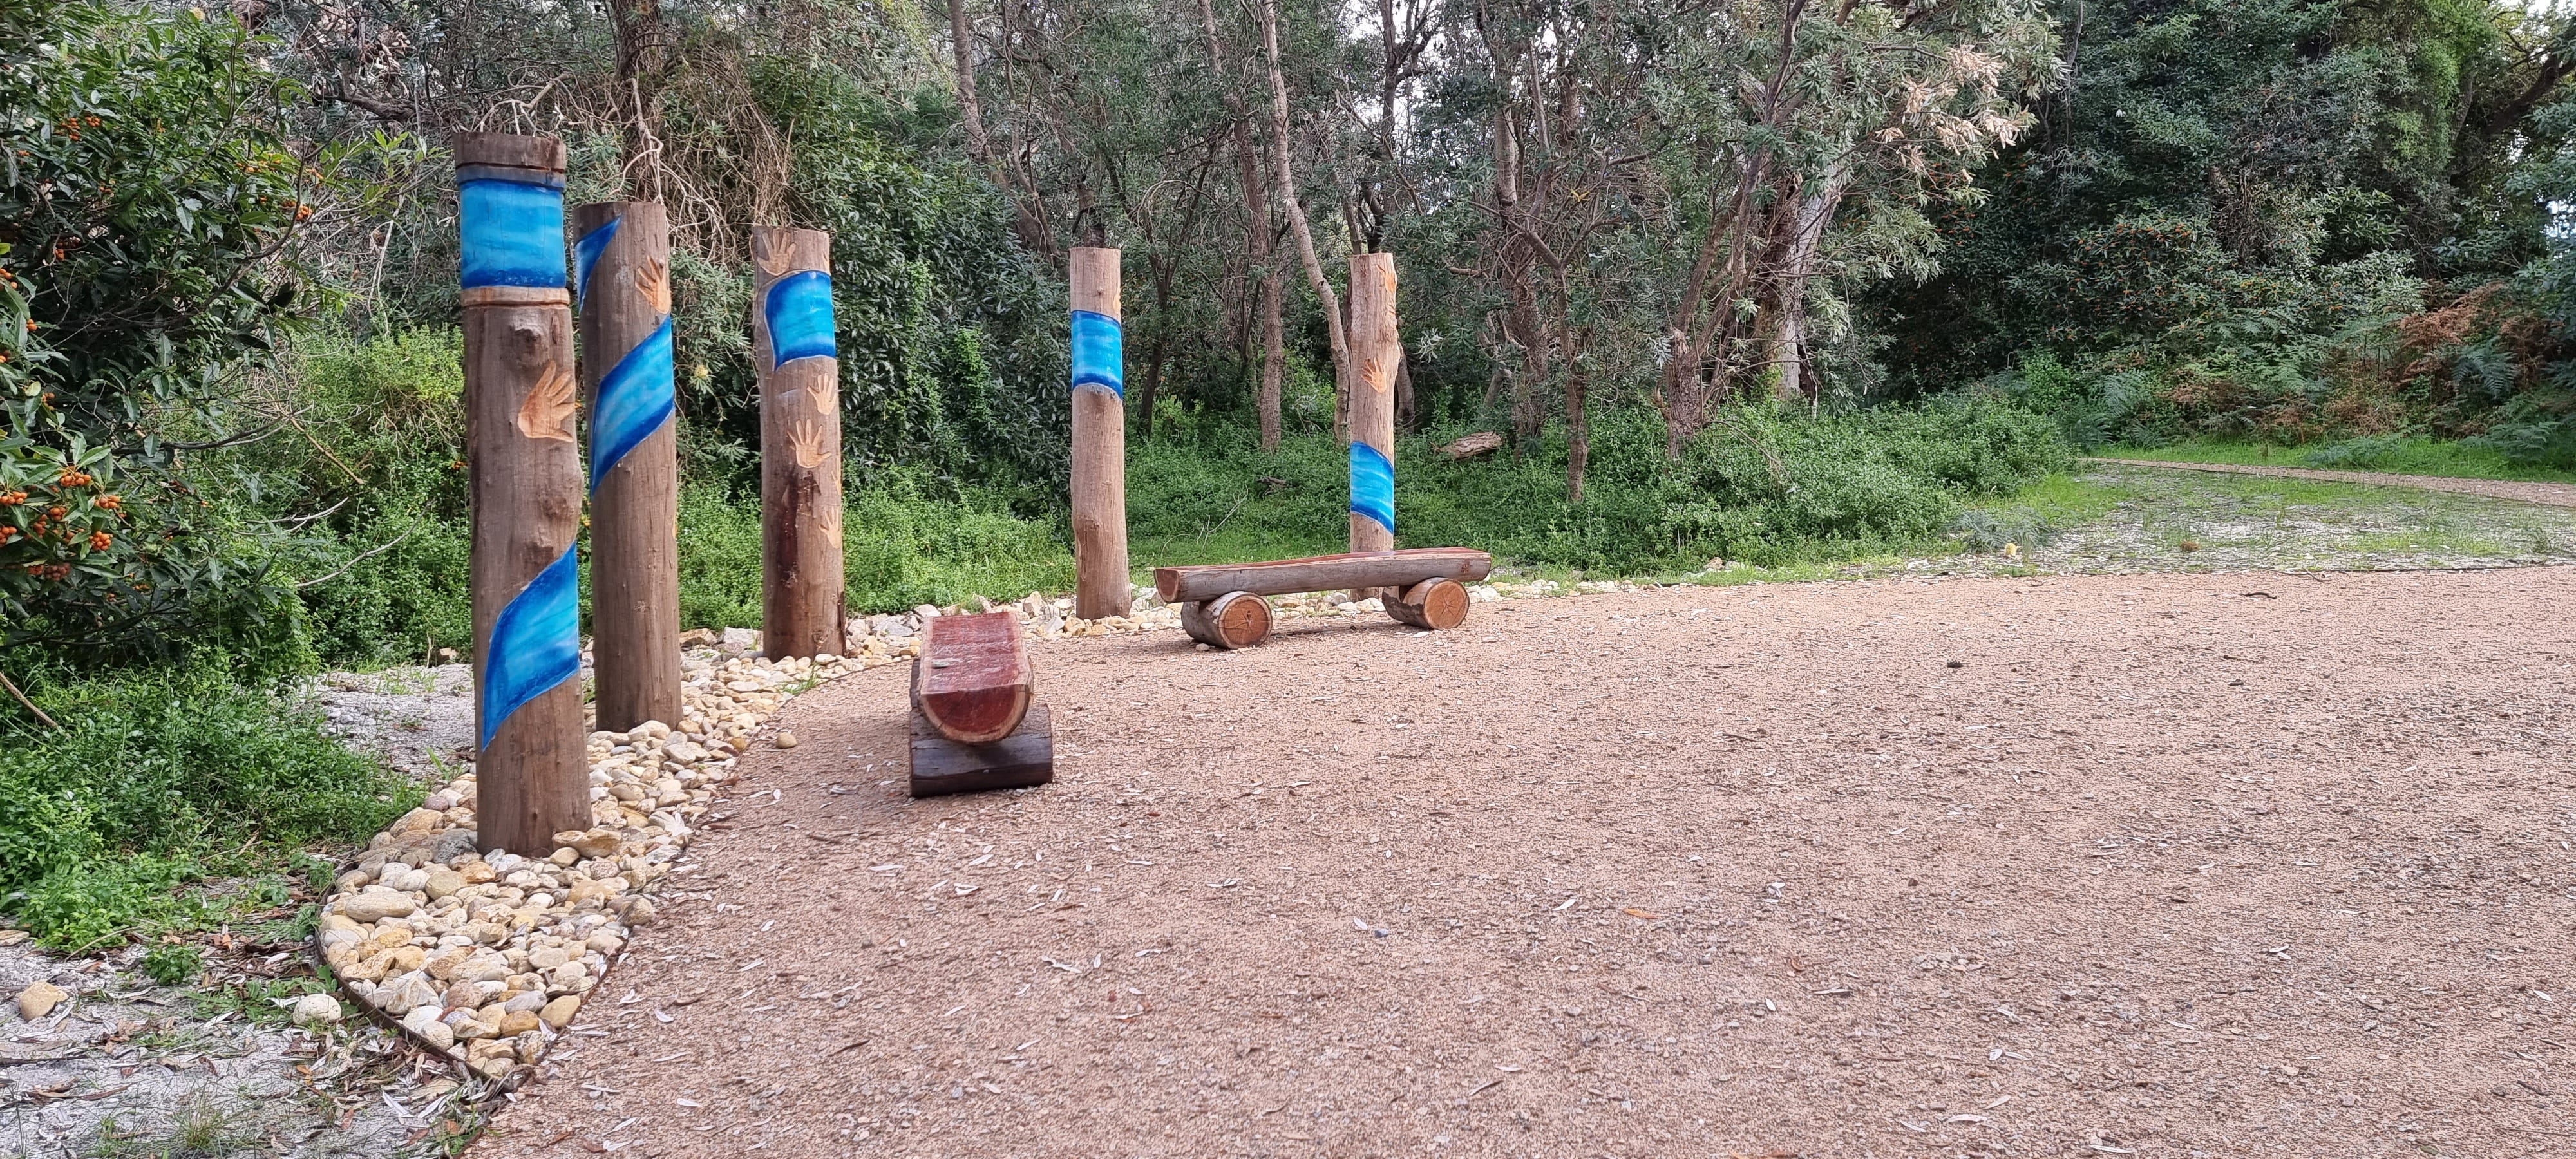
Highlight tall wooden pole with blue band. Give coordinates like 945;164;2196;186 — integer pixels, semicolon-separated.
1070;247;1132;620
753;226;846;659
457;132;588;855
1347;252;1400;599
574;200;680;732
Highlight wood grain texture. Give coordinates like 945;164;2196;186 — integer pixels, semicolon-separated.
576;200;680;732
1179;590;1273;650
1347;252;1398;570
1069;246;1131;621
452;131;567;173
466;299;587;855
910;703;1054;798
753;226;845;661
1385;577;1470;630
912;612;1032;744
1153;547;1492;604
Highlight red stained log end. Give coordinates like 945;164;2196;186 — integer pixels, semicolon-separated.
914;611;1033;744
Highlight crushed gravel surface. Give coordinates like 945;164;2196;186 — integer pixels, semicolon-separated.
471;568;2576;1159
2087;457;2576;509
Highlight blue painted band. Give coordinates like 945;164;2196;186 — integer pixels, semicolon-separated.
1350;442;1396;534
591;316;675;493
478;545;581;751
763;270;837;368
1070;310;1122;397
573;215;620;309
459;178;566;290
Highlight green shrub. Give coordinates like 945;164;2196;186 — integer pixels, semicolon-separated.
0;668;418;950
140;942;203;986
2304;433;2413;469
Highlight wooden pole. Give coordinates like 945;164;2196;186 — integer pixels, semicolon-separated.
1347;252;1399;599
457;132;587;855
752;226;845;660
573;200;679;732
1069;247;1131;621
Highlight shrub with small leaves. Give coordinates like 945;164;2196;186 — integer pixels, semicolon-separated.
141;942;204;987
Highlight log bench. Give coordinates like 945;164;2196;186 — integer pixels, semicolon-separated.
909;611;1054;796
1153;547;1493;649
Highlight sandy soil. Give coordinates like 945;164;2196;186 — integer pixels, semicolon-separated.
473;568;2576;1159
2087;458;2576;509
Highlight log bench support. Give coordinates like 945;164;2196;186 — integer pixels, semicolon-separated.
1156;547;1492;650
909;611;1054;796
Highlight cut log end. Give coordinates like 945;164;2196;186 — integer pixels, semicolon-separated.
914;611;1033;744
1387;578;1470;630
910;703;1053;798
1180;590;1273;650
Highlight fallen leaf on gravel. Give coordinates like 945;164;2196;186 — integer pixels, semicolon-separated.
1621;908;1661;919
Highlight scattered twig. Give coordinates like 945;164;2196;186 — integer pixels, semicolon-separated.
294;526;418;589
0;667;59;730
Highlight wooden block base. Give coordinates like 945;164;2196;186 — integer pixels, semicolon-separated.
910;702;1054;798
1180;590;1273;649
1386;577;1471;630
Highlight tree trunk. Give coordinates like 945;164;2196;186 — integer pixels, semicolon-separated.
1768;163;1848;406
605;0;664;199
1198;0;1287;452
1258;0;1351;439
1566;359;1589;504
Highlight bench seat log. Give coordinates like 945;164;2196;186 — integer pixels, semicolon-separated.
913;611;1032;744
910;704;1052;797
1153;547;1491;605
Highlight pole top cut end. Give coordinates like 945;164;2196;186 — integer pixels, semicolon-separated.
452;131;567;175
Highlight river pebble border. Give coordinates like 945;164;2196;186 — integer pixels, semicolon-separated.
310;580;1553;1084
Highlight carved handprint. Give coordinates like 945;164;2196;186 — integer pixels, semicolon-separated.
787;419;828;469
1361;355;1392;395
817;510;844;551
632;256;672;316
516;359;577;442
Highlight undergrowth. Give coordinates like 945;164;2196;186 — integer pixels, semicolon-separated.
0;668;418;952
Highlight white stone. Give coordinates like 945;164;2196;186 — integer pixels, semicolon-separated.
291;993;343;1026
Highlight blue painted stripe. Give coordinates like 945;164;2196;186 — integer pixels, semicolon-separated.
573;214;620;308
1070;309;1122;397
1350;442;1395;535
764;270;837;368
591;316;674;493
460;178;565;290
478;545;582;751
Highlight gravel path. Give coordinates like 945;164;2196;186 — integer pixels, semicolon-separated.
2087;457;2576;509
473;568;2576;1159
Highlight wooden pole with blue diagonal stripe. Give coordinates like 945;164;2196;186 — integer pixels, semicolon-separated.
1347;252;1399;599
1069;247;1132;621
457;132;588;854
753;225;846;659
574;200;680;731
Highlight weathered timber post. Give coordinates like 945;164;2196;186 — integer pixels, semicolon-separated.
752;226;845;660
1069;247;1132;621
574;200;680;732
458;132;587;854
1347;252;1399;599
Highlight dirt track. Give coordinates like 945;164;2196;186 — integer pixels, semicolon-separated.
2087;457;2576;509
475;569;2576;1159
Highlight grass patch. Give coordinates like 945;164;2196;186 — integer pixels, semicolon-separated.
0;669;420;952
2098;437;2576;484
